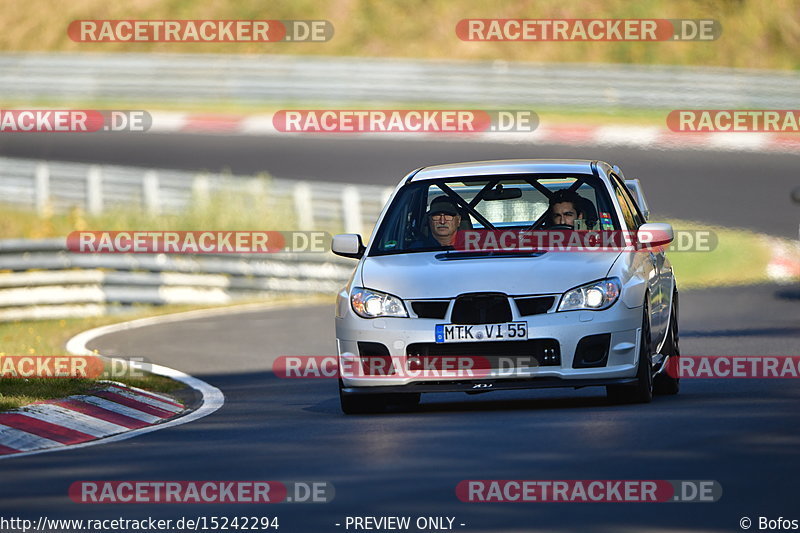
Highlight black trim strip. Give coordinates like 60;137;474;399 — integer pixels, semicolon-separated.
342;376;638;394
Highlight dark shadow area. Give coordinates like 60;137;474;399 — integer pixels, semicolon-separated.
2;369;799;532
775;287;800;301
682;326;800;338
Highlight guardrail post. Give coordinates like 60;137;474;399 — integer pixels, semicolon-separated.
341;186;362;235
192;174;210;209
143;170;160;215
249;177;266;199
293;182;314;230
86;166;103;215
34;163;50;215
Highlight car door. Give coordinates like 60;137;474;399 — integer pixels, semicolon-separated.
610;174;666;348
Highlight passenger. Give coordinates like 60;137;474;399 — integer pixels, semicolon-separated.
548;189;585;228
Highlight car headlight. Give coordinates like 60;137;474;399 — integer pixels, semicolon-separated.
351;287;408;318
558;278;621;311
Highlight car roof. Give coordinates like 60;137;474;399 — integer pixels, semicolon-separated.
409;159;603;182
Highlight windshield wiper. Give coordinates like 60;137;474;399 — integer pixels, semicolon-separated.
435;249;547;260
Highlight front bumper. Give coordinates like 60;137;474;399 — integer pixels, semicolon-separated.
336;298;643;390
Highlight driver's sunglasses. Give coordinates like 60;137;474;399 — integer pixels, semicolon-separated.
429;213;456;221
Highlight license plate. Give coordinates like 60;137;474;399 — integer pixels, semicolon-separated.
435;322;528;343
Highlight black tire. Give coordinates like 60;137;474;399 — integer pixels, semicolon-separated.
338;379;420;414
339;379;388;414
654;291;680;395
392;392;422;411
607;301;654;404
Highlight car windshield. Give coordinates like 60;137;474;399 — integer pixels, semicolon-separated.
369;174;619;255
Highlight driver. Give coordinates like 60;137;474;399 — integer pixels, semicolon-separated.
548;189;585;228
419;195;462;248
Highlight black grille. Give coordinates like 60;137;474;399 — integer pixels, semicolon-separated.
407;339;560;368
357;342;394;376
411;301;449;319
357;342;389;356
514;296;555;316
451;293;512;324
572;334;611;368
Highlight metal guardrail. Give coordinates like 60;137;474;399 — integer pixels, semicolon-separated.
0;155;388;320
0;239;354;321
1;53;799;109
0;156;393;236
0;154;393;321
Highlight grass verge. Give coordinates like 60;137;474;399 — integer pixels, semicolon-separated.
2;0;799;70
0;185;301;240
664;219;773;289
0;98;672;131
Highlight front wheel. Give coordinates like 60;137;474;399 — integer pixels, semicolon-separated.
607;302;654;404
339;380;420;414
654;291;680;395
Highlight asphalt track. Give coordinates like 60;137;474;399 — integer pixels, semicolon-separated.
1;284;800;532
1;135;799;532
1;132;799;238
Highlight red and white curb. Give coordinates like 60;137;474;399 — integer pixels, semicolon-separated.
766;236;800;283
0;383;184;456
0;300;314;460
148;112;800;154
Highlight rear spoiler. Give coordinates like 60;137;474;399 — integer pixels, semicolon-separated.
625;179;650;221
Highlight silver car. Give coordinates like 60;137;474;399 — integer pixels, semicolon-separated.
332;159;680;414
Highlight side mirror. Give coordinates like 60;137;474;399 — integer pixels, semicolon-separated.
625;178;651;221
637;223;674;249
332;234;365;259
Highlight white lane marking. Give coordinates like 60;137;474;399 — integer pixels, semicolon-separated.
764;236;800;283
594;126;662;147
17;405;128;438
73;396;163;423
708;132;769;150
147;111;188;132
0;424;63;452
104;386;184;413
